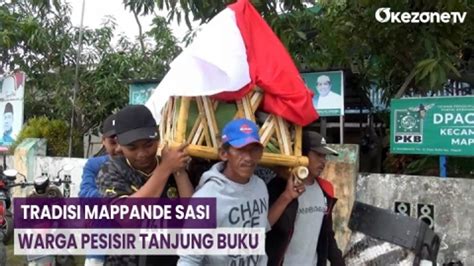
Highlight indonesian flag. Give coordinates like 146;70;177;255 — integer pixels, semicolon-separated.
146;0;318;126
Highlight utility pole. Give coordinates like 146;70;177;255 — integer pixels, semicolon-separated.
68;0;86;157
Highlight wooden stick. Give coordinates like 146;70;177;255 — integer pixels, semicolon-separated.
294;125;302;156
188;116;202;144
202;97;219;148
276;116;292;155
243;95;256;122
196;97;212;147
274;117;285;155
250;89;263;112
165;98;174;142
259;115;276;147
189;100;219;145
191;122;204;145
235;100;245;119
175;97;191;144
186;144;308;167
160;100;169;141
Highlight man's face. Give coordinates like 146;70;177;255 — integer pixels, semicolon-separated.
316;77;331;97
220;143;263;180
120;139;158;171
307;150;327;177
4;112;13;132
102;136;122;157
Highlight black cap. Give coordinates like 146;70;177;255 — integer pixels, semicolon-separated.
115;105;158;145
101;114;116;138
302;131;339;156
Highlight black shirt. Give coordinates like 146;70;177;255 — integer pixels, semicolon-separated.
96;155;179;266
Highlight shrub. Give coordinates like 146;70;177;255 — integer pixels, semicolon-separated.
12;116;77;156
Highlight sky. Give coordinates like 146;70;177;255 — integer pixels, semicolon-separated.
68;0;196;45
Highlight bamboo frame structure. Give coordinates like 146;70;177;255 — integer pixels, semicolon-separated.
161;89;309;175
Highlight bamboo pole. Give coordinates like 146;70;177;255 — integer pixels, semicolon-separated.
274;117;285;155
202;97;219;148
276;116;291;155
243;95;255;121
250;90;263;112
188;116;202;144
235;100;245;119
160;101;169;141
165;99;174;142
175;97;191;144
196;97;212;147
189;100;219;145
171;97;180;141
186;144;308;167
294;125;303;156
259;115;276;147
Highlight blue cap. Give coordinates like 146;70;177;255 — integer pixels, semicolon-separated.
221;118;262;148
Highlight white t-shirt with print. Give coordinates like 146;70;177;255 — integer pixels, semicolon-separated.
283;181;327;266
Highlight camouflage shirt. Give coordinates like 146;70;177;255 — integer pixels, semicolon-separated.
96;155;180;266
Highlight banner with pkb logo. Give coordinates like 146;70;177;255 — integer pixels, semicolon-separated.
390;96;474;156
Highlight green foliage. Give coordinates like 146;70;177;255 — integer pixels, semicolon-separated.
12;116;81;156
138;0;473;101
1;0;181;156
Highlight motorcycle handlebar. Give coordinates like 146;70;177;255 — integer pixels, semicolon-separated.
52;179;72;186
8;182;34;189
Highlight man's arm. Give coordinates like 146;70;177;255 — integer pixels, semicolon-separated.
130;143;191;198
96;159;133;197
268;177;304;226
177;181;218;265
327;214;345;265
79;157;106;198
174;170;194;198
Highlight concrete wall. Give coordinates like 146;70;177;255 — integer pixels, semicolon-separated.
325;144;359;251
11;138;86;198
33;156;86;197
355;173;473;265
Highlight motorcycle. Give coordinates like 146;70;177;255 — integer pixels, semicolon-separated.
0;170;15;266
0;147;17;266
1;165;75;266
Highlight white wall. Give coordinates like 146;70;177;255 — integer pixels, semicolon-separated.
33;156;87;197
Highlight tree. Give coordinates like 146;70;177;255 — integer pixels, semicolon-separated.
128;0;473;102
0;0;181;156
125;0;473;178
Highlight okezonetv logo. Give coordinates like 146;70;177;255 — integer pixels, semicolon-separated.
375;8;467;23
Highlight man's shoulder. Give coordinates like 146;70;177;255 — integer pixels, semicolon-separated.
316;177;335;198
194;177;224;197
86;155;108;166
98;156;129;175
252;174;268;188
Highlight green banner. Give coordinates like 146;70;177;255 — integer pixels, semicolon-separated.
390;96;474;156
129;83;157;105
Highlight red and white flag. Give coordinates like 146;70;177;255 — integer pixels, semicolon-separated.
146;0;318;126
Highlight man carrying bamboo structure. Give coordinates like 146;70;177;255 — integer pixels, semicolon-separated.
178;118;269;266
96;105;194;265
266;131;345;266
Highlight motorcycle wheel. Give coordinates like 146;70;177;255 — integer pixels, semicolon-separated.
2;211;13;244
0;239;6;266
56;255;75;266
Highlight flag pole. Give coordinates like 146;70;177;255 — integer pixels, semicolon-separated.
68;0;86;157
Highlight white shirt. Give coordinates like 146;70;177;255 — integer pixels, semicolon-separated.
315;91;342;110
283;181;327;266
